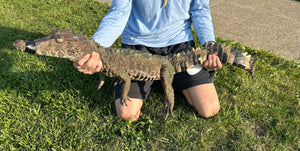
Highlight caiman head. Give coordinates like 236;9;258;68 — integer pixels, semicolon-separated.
13;30;94;61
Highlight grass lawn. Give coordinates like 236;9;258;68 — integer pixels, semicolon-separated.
0;0;299;150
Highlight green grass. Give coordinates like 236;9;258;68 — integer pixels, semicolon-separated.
0;0;299;150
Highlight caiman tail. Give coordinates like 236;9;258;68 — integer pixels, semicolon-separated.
168;43;255;78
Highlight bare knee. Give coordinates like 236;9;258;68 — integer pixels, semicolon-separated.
195;100;220;118
117;109;140;121
185;96;220;118
182;83;220;118
115;98;143;122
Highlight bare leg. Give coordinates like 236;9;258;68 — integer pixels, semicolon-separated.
182;83;220;118
114;83;219;121
115;98;143;121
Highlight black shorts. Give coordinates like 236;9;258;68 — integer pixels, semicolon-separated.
114;41;215;100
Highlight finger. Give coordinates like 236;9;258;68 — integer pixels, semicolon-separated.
91;52;99;60
73;61;79;67
86;57;97;69
90;52;101;72
86;52;100;69
212;54;217;68
208;55;213;68
77;54;91;66
216;56;222;69
76;65;87;72
95;60;103;72
83;70;94;75
85;53;98;69
203;60;208;69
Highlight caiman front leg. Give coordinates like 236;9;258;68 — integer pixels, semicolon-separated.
160;62;175;120
97;73;105;90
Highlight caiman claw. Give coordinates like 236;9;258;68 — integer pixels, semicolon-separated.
120;95;131;106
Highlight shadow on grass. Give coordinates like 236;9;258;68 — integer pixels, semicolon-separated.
0;26;44;71
0;26;116;114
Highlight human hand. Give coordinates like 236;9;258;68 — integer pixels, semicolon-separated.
203;54;222;70
73;52;102;75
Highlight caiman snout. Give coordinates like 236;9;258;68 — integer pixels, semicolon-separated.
13;40;36;53
13;40;26;51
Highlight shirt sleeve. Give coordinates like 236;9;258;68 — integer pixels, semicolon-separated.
190;0;215;45
92;0;132;47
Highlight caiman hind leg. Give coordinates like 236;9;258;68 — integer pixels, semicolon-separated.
119;75;132;106
110;67;132;106
160;62;175;120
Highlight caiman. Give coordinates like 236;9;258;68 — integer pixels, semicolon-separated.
13;30;255;119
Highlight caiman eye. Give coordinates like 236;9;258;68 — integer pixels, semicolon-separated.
56;38;63;43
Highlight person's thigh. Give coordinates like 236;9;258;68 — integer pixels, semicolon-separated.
182;83;220;118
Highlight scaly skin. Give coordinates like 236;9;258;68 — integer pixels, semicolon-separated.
13;30;255;119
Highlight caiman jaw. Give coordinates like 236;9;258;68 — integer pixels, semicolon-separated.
13;40;36;53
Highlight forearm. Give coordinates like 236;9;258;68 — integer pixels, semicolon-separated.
92;0;132;47
190;0;215;45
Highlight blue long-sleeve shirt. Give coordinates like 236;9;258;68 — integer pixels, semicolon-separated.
92;0;215;48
